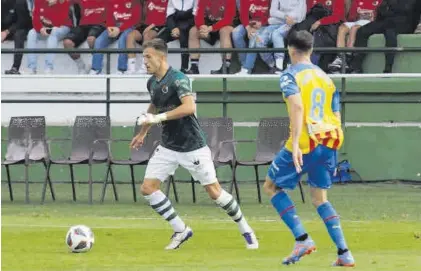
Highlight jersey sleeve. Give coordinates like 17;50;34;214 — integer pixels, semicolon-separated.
175;75;193;99
331;89;340;112
280;73;299;98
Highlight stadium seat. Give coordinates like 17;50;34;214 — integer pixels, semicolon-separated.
1;116;54;203
230;117;305;204
100;121;162;203
40;116;111;204
363;34;421;73
199;117;238;203
166;117;238;203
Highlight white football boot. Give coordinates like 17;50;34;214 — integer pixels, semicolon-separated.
165;226;193;250
242;231;259;249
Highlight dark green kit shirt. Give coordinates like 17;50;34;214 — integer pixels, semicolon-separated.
147;67;206;152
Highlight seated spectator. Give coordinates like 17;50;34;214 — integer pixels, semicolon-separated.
292;0;345;71
231;0;271;74
328;0;382;73
254;0;306;73
159;0;195;73
126;0;168;74
1;0;17;42
89;0;140;74
2;0;32;75
349;0;419;73
186;0;236;74
63;0;106;74
26;0;72;74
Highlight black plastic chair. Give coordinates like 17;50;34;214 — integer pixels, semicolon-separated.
1;116;55;203
100;122;163;203
41;116;111;204
230;117;305;203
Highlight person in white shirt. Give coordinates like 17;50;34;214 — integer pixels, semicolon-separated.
256;0;306;73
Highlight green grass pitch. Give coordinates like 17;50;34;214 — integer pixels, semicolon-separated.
2;182;421;271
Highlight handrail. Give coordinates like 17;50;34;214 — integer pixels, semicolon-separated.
2;73;421;79
2;47;421;54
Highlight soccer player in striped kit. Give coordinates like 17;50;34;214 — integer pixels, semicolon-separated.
263;30;355;267
130;38;259;250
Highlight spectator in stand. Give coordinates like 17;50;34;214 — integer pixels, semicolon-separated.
231;0;271;74
2;0;33;75
186;0;236;74
291;0;345;70
126;0;168;74
2;0;18;42
63;0;106;74
158;0;195;73
89;0;140;74
308;0;345;70
328;0;382;73
349;0;419;73
26;0;72;74
255;0;306;73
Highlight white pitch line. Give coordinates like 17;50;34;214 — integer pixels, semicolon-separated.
1;217;372;229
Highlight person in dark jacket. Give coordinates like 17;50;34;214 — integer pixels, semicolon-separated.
2;0;33;75
349;0;419;73
1;0;17;41
158;0;195;73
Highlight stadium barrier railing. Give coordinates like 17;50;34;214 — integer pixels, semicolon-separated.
2;47;421;119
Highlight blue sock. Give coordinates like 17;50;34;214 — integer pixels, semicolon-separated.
317;202;348;250
271;191;306;239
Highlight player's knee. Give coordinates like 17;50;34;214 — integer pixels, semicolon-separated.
63;39;74;48
311;197;327;208
204;182;222;200
263;177;277;196
140;180;159;196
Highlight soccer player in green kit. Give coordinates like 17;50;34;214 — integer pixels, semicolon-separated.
130;38;258;250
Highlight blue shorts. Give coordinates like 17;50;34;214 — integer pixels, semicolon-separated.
267;145;337;190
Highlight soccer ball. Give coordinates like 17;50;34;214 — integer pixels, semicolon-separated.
65;225;95;253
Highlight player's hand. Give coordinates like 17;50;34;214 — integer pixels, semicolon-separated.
286;16;295;26
107;27;120;38
171;27;180;38
292;144;303;174
130;133;146;149
137;113;167;126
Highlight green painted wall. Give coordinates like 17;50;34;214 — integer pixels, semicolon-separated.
2;77;421;185
2;126;421;183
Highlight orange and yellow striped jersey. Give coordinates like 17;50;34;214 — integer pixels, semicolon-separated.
280;63;344;154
